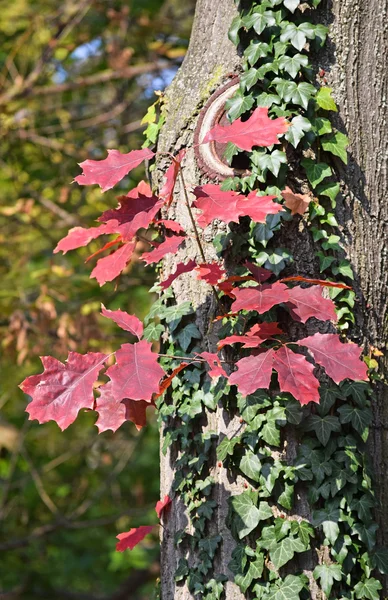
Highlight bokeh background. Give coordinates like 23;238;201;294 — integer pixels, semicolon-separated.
0;1;195;598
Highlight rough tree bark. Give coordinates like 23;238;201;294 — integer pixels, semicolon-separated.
157;0;388;598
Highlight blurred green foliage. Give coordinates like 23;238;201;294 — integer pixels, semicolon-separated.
0;0;194;597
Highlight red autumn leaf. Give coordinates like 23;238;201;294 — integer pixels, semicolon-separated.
155;495;172;519
245;262;272;283
107;340;165;401
95;382;150;433
160;260;197;290
196;263;226;285
286;285;338;323
237;192;284;223
20;352;108;431
159;150;186;206
91;240;137;286
54;221;120;254
217;280;236;297
202;107;289;151
117;201;163;241
280;276;352;290
74;148;154;192
142;235;186;265
116;526;154;552
231;282;290;313
193;184;241;228
218;322;282;349
155;219;185;234
298;333;369;384
281;186;311;215
155;363;189;399
101;305;144;338
197;352;227;379
98;182;157;224
228;349;275;396
273;346;320;405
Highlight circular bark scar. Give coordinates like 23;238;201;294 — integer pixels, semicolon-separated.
194;78;250;180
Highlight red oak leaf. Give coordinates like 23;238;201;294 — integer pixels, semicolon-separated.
74;148;154;192
117;201;163;241
86;237;122;263
217;280;236;297
273;346;320;405
54;221;120;254
228;349;275;396
218;322;282;349
202;107;289;151
142;235;186;265
95;382;150;433
245;262;272;283
197;352;227;379
91;240;137;286
155;495;172;519
231;282;290;313
193;184;241;228
160;260;197;290
155;219;185;234
116;526;154;552
298;333;369;384
20;352;108;431
281;186;312;215
101;305;143;338
155;363;189;399
107;340;165;401
286;285;338;324
160;150;186;206
98;182;157;224
196;263;226;285
237;192;284;223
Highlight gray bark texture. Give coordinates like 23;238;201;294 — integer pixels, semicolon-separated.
157;0;388;597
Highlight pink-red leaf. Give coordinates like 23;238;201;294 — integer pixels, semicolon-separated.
197;352;227;379
155;363;189;399
228;349;275;396
20;352;108;431
218;322;282;349
273;346;320;405
298;333;368;384
155;219;185;234
74;148;154;192
237;192;284;223
155;495;172;519
245;262;272;283
193;184;241;228
286;285;338;324
231;282;289;313
95;382;149;433
159;150;185;206
116;526;154;552
91;240;137;286
106;340;165;401
160;260;197;290
98;182;157;224
142;235;186;265
281;186;311;215
280;276;351;290
54;221;120;254
202;107;289;151
101;305;143;338
196;263;226;285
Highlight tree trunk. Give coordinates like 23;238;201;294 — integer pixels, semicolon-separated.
157;0;388;597
324;0;388;552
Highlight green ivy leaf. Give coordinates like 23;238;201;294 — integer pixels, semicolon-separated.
228;15;243;45
352;522;378;550
277;482;294;510
283;0;300;13
305;414;341;446
265;575;305;600
301;159;332;188
322;132;349;164
278;53;308;78
316;86;338;111
350;494;375;523
313;563;342;596
240;451;262;481
226;90;255;121
316;181;340;206
370;548;388;574
261;419;281;447
245;40;271;65
270;536;306;569
175;558;190;582
273;79;316;109
332;259;354;279
255;149;287;176
143;322;164;341
256;92;282;107
313;505;341;545
241;68;261;92
337;404;372;442
163;302;193;331
256;247;293;275
217;436;239;461
198;535;222;558
297;521;314;547
176;323;201;351
280;23;309;51
354;578;382;600
285;115;312;147
238;390;271;423
311;116;332;136
231;493;268;538
243;8;276;35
